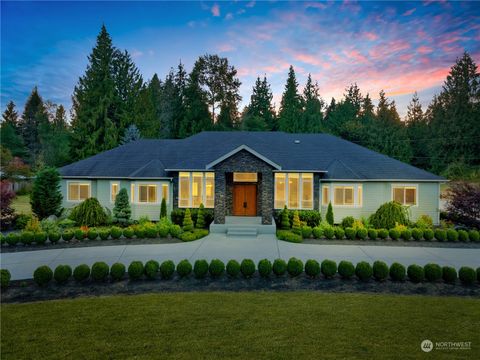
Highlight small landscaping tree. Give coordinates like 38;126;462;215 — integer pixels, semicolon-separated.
182;208;194;232
292;211;301;235
326;202;334;225
30;167;62;219
196;203;205;229
69;198;107;227
160;198;167;219
445;182;480;228
0;180;15;229
281;205;290;230
113;188;131;225
369;201;409;229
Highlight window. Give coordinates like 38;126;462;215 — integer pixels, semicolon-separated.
130;184;135;203
68;182;90;201
178;172;215;208
162;184;169;203
233;172;258;182
357;185;363;207
392;185;417;206
322;186;329;206
111;183;119;202
334;186;354;206
138;185;157;203
274;173;313;209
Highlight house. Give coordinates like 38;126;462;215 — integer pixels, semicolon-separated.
59;131;445;226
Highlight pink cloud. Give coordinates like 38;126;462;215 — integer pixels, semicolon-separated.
218;43;235;53
293;52;332;69
403;8;416;16
363;32;378;41
211;4;220;17
417;46;433;54
369;40;410;59
399;53;414;62
343;49;369;64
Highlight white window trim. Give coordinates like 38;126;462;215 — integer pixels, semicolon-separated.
391;184;418;207
110;182;119;203
274;173;314;210
178;172;215;208
161;184;170;205
66;180;92;203
321;183;363;208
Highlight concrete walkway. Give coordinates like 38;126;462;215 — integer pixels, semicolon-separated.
1;233;479;280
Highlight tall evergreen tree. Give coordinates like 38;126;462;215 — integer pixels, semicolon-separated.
243;76;276;131
1;101;28;159
159;69;176;138
302;74;324;132
405;92;429;169
121;124;141;144
135;74;162;138
2;101;19;129
172;62;187;138
31;167;63;219
39;104;71;167
278;66;303;132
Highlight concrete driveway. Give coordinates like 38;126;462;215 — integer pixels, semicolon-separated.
1;233;479;280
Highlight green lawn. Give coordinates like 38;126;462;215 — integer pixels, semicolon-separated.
2;292;479;359
11;195;31;215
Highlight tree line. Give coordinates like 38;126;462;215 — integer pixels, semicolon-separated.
1;25;479;180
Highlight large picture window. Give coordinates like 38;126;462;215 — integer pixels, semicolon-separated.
178;172;215;208
68;182;90;202
274;173;313;209
392;185;417;206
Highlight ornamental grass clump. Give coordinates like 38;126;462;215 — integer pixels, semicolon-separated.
305;259;320;278
226;260;240;278
241;259;256;278
373;261;389;281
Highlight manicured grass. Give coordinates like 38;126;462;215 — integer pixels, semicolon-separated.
2;292;479;359
11;195;31;215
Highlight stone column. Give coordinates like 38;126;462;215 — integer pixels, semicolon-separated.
214;171;226;224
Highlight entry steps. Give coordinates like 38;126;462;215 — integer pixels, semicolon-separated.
210;216;276;237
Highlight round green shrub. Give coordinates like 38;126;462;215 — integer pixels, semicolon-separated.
301;226;312;239
458;230;469;242
123;227;134;239
312;227;322;239
423;229;434;241
194;259;209;279
434;229;447;242
226;260;241;277
74;229;85;240
272;259;287;276
324;227;335;240
240;259;256;278
34;231;48;245
459;267;476;285
370;201;409;229
169;224;183;238
99;229;110;240
145;260;160;279
334;227;345;240
110;226;122;239
411;228;423;241
110;262;126;281
54;265;72;284
424;263;442;282
62;229;74;241
407;264;424;283
134;227;145;239
1;269;11;289
144;226;158;239
468;230;479;242
368;229;378;240
160;260;175;279
338;261;355;279
33;265;53;287
341;216;355;229
373;261;389;281
389;229;400;240
258;259;272;278
446;229;458;242
345;228;356;240
304;259;320;278
321;259;337;278
287;257;303;277
87;228;99;240
48;231;61;244
128;261;144;280
401;229;412;241
0;234;4;246
356;228;368;240
91;262;109;282
355;261;372;281
208;259;225;278
21;231;34;245
6;233;19;246
377;229;389;239
73;264;90;282
176;259;192;277
389;262;406;281
157;224;169;238
442;266;457;284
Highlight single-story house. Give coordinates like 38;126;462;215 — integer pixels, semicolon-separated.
59;131;445;226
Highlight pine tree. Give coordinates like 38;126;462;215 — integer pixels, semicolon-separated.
196;203;205;228
0;104;28;160
244;76;276;130
240;109;268;131
405;92;429;169
172;62;187;138
302;74;324;132
113;188;131;225
2;101;19;129
159;70;176;138
39;104;71;167
135;74;162;138
326;202;334;225
71;25;118;160
30;167;62;219
121;124;141;144
278;66;303;132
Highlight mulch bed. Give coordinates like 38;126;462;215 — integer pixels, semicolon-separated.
3;275;479;304
303;238;480;248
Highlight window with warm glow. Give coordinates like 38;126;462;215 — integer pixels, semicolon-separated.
111;183;119;202
274;173;286;208
68;182;90;201
130;184;135;203
274;173;313;209
178;172;215;208
393;186;417;206
138;185;157;203
162;184;169;203
233;172;257;182
322;185;329;206
333;186;354;206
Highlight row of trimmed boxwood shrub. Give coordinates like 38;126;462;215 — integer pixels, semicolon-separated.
0;225;209;246
2;259;478;289
305;227;480;242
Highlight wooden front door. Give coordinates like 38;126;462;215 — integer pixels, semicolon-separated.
233;184;257;216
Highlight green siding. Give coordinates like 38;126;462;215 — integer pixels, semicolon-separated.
320;182;440;225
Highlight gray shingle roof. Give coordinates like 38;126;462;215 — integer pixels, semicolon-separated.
59;131;445;181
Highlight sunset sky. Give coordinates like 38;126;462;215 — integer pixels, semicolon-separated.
2;1;479;118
